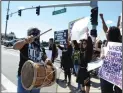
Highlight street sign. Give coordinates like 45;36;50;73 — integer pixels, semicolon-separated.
52;8;66;15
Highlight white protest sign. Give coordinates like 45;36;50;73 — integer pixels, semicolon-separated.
71;17;90;41
98;42;122;89
45;50;52;60
68;17;84;41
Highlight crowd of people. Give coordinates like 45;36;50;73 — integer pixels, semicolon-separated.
13;13;122;93
53;13;122;93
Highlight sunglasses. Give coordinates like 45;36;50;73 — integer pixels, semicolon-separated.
29;32;40;36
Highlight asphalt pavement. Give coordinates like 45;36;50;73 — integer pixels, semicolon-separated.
1;45;101;93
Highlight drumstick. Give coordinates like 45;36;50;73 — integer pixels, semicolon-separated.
33;28;52;39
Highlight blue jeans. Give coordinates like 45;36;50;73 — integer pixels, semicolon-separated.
17;76;40;93
74;65;80;89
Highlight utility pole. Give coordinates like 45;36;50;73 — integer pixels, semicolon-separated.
5;1;10;39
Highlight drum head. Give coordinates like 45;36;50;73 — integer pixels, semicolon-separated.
21;60;34;89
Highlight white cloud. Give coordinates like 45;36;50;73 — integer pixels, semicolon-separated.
106;20;113;24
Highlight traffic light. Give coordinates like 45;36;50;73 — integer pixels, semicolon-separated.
90;7;98;25
90;29;97;37
36;6;40;16
6;15;9;20
18;10;21;16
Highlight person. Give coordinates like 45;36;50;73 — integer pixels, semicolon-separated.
77;36;93;93
94;40;102;58
49;38;58;63
102;40;107;47
57;41;73;86
13;28;47;93
100;26;122;93
71;40;81;91
99;13;122;41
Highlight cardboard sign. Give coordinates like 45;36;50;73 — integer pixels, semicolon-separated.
70;17;89;41
98;42;122;89
54;29;68;45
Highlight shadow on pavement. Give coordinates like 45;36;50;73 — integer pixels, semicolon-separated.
56;79;67;88
68;84;77;93
91;80;100;88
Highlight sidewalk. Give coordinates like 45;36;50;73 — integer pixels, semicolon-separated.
56;71;101;93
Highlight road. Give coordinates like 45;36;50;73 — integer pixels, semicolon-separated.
1;45;101;93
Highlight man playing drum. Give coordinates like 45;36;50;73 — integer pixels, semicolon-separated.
13;28;47;93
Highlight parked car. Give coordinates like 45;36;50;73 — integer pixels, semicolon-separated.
4;39;19;47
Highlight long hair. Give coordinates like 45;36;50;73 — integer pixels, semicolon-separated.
80;39;88;50
80;37;93;63
72;40;79;50
107;26;121;43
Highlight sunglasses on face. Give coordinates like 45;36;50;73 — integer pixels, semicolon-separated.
29;32;40;36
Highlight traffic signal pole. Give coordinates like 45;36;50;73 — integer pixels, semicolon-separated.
5;1;10;39
90;1;98;44
7;1;99;42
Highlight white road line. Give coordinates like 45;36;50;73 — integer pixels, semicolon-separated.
2;50;19;57
1;73;17;92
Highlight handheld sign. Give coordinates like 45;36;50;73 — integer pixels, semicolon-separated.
98;42;122;89
54;29;68;46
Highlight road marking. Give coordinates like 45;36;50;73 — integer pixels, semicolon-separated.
1;73;17;92
2;50;19;57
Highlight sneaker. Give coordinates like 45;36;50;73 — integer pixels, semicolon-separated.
68;82;71;86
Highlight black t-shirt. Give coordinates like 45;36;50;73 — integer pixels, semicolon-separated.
18;43;43;76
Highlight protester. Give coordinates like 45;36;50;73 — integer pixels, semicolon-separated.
102;40;107;47
99;13;122;41
94;40;102;58
100;26;122;93
49;38;58;63
71;40;81;91
13;28;47;93
57;41;73;86
76;36;93;93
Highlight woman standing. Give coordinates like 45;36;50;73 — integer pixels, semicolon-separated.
77;36;93;93
57;41;73;86
72;40;81;91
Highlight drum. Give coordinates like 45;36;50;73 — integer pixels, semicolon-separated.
21;59;56;90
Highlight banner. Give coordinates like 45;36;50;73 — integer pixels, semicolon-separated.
68;17;84;41
99;42;122;89
54;29;68;45
70;17;90;41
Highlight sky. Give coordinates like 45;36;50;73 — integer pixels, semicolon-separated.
2;1;122;41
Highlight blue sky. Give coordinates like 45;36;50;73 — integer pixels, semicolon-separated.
2;1;122;41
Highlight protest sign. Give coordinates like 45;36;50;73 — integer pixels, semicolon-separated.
70;17;90;41
98;42;122;89
68;17;84;41
54;29;68;45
